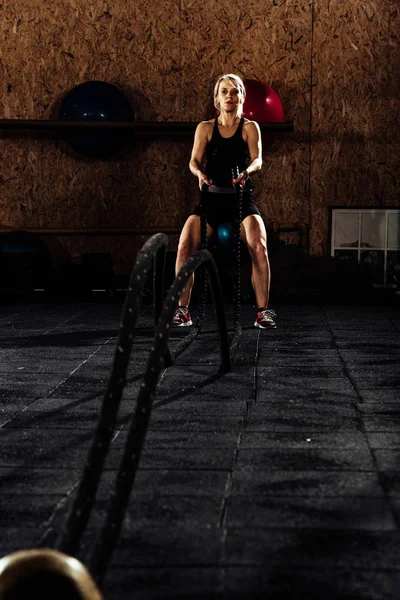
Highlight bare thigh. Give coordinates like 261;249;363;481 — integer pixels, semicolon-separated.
178;214;214;250
240;214;267;248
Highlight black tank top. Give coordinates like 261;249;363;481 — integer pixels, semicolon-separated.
205;117;250;188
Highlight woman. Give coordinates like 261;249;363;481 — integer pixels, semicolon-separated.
173;73;276;329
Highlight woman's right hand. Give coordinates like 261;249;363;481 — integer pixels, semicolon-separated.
198;172;212;190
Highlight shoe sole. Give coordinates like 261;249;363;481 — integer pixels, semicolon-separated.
254;321;276;329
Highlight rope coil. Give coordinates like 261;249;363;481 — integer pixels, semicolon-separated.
55;236;230;585
87;249;230;583
59;233;169;558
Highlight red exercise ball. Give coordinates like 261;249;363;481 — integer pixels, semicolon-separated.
242;79;284;123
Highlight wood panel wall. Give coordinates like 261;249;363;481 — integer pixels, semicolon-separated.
0;0;398;274
310;0;399;254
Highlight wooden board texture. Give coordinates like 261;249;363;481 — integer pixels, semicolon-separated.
0;0;398;272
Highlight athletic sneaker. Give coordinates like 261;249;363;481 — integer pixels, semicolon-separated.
173;306;193;327
254;308;277;329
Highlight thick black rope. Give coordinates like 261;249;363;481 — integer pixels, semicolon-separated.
88;249;230;584
198;186;209;322
153;241;166;326
58;233;168;557
168;186;209;362
230;166;243;355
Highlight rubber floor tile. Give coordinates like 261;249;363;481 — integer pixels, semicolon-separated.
226;496;396;531
231;470;384;497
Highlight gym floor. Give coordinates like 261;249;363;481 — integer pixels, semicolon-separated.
0;299;399;599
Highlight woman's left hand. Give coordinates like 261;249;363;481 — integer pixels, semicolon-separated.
232;170;249;188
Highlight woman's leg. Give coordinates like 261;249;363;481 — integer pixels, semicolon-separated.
241;214;271;309
175;214;213;307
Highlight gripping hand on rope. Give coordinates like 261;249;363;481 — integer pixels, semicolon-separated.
197;172;212;190
232;169;250;188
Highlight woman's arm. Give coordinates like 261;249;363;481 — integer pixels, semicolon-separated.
189;122;212;189
234;120;263;187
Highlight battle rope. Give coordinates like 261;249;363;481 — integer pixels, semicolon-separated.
230;166;243;356
59;233;168;558
167;184;209;363
87;249;229;584
58;235;229;580
198;184;209;322
193;173;243;356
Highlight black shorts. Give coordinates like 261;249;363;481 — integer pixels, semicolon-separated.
191;190;260;232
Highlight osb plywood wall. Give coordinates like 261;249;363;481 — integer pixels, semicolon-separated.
0;0;399;273
311;0;399;253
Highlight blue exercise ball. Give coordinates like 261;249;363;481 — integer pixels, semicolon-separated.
59;81;135;159
0;231;54;293
0;230;50;255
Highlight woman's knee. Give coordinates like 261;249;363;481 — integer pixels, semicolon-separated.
177;238;195;262
177;218;201;261
248;238;268;263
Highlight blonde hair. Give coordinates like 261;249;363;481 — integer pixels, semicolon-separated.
213;73;246;116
